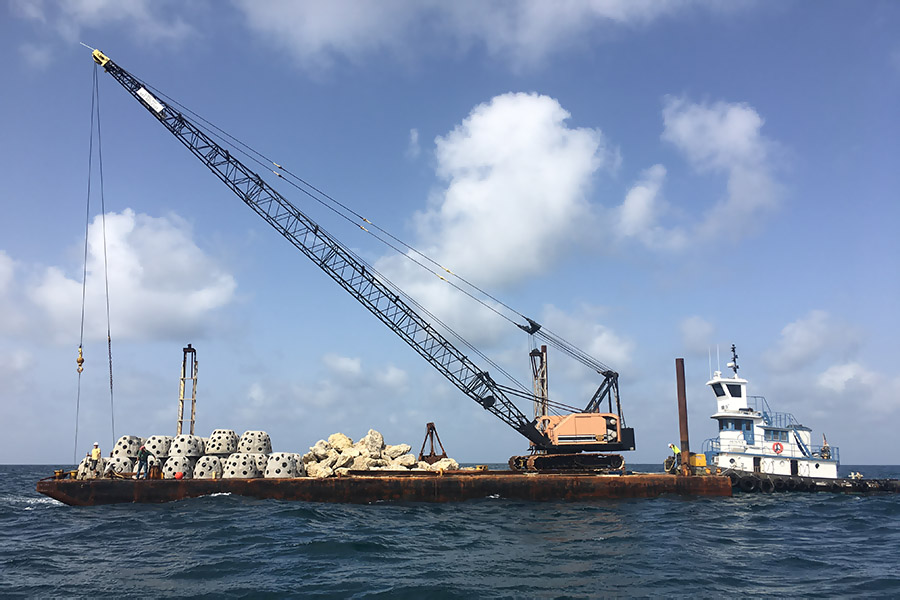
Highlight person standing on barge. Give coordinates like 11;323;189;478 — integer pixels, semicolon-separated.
135;445;154;479
90;442;101;476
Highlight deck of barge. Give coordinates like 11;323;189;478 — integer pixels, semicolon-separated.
37;470;731;506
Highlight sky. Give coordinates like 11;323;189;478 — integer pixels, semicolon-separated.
1;0;898;465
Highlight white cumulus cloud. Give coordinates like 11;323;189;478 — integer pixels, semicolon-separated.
27;209;236;344
11;0;194;43
763;310;860;372
661;96;781;240
376;92;615;343
406;128;420;159
323;353;363;378
817;362;877;393
680;316;716;356
616;164;687;249
231;0;733;71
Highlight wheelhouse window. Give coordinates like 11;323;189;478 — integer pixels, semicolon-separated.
726;384;743;398
712;383;725;397
718;419;753;431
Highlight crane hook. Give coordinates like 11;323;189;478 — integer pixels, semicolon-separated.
76;346;85;374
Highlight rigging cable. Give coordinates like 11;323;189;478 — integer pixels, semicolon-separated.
74;65;98;465
144;83;524;327
93;66;116;449
142;79;611;389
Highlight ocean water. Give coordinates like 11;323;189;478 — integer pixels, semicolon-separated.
2;464;899;598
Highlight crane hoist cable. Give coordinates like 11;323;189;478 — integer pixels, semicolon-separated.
140;78;613;385
142;82;529;325
138;83;531;392
93;63;117;450
74;63;117;464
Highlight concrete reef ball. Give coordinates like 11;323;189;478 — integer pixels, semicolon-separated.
144;435;172;458
223;453;261;479
205;429;238;455
105;456;134;475
169;435;205;457
163;455;196;479
76;456;108;480
193;455;223;479
264;452;300;478
238;431;272;455
111;435;143;459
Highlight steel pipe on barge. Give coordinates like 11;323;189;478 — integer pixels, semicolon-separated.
38;471;731;506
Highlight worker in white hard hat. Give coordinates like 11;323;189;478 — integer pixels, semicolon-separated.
90;442;101;476
668;443;681;456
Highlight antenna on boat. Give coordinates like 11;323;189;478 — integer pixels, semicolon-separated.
708;347;712;380
726;344;739;377
716;345;720;373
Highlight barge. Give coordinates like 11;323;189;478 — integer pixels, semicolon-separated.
37;470;731;506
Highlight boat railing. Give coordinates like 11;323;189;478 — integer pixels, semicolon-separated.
747;397;803;429
702;437;839;462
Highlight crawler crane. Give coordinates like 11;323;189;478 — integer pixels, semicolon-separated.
90;50;635;471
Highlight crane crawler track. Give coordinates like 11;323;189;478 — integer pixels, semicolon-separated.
508;453;625;473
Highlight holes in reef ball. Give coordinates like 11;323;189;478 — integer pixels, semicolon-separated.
242;470;248;476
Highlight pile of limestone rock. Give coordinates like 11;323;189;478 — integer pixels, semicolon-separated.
301;429;459;478
76;429;459;480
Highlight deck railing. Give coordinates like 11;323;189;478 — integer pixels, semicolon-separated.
747;396;804;429
702;436;839;462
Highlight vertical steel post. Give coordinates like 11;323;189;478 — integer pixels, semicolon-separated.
675;358;691;476
177;344;197;436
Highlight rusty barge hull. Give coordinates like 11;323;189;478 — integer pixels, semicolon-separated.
37;472;731;506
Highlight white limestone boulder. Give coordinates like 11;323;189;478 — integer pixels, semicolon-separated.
319;449;341;469
169;435;205;457
391;453;417;469
327;433;353;451
427;457;460;471
306;463;334;479
360;429;385;457
384;444;411;460
193;455;223;479
238;431;272;454
223;453;261;479
205;429;238;455
310;440;331;460
332;452;355;470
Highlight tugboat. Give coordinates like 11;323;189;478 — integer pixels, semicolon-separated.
701;345;839;492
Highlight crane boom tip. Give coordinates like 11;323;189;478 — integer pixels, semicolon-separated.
91;49;110;67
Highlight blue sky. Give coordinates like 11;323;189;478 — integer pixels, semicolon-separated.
1;1;898;465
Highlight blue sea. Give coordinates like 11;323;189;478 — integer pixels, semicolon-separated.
2;464;899;598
